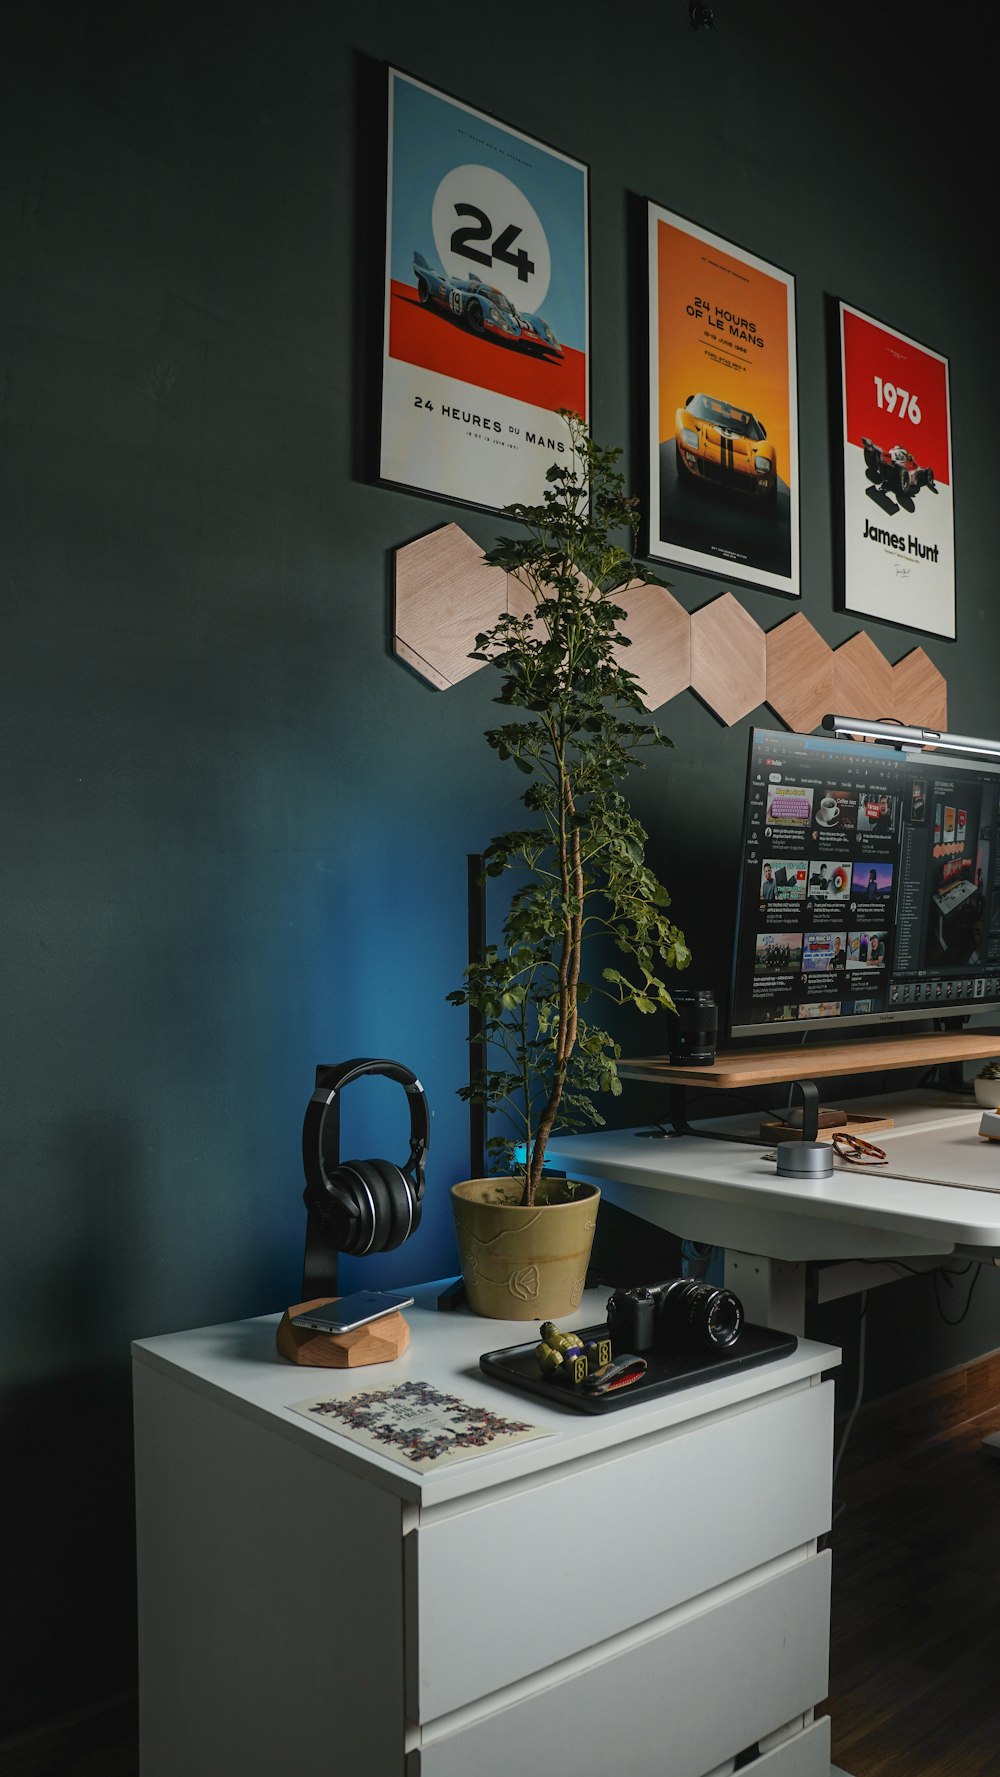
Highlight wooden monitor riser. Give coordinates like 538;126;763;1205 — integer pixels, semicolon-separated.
618;1030;1000;1091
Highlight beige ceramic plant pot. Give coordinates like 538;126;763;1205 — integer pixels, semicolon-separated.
974;1074;1000;1108
450;1176;601;1320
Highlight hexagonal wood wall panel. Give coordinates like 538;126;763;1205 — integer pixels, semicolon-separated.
613;580;692;712
391;525;949;730
690;594;766;725
832;631;895;725
893;648;948;728
765;614;835;734
393;523;507;689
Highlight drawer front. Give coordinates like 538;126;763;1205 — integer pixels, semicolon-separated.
749;1717;831;1777
418;1552;831;1777
408;1379;832;1721
701;1717;833;1777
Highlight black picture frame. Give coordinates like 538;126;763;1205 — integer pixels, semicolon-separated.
646;201;800;601
379;67;591;515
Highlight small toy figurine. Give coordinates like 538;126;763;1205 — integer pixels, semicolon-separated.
535;1342;565;1375
535;1323;612;1387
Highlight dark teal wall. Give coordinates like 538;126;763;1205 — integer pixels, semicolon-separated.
1;0;996;1737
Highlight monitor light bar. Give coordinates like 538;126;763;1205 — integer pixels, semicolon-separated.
822;714;1000;762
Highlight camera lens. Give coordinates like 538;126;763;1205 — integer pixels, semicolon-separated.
656;1278;743;1350
668;988;718;1065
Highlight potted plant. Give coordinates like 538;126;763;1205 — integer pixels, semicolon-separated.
447;412;690;1319
974;1060;1000;1108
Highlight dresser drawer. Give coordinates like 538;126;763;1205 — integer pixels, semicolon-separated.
742;1717;831;1777
407;1379;832;1721
416;1551;831;1777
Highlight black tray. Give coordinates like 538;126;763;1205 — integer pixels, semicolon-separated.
480;1321;798;1413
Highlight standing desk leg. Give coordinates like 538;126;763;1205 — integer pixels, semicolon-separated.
724;1251;807;1337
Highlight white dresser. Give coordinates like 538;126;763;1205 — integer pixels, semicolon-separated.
132;1284;840;1777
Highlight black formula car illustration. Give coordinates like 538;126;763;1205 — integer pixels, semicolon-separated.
412;252;563;358
862;438;937;500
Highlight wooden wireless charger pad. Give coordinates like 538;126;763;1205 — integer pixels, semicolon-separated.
275;1297;410;1369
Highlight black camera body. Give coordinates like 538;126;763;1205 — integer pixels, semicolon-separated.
606;1277;744;1354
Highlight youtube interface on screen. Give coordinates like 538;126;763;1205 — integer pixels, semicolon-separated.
730;730;1000;1035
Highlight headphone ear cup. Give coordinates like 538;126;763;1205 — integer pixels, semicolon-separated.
352;1159;414;1252
323;1162;377;1257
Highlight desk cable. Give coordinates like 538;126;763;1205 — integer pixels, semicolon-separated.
637;1090;818;1146
868;1255;982;1326
855;1254;983;1325
934;1260;981;1324
830;1291;868;1523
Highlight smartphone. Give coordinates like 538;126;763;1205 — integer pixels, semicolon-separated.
291;1290;414;1334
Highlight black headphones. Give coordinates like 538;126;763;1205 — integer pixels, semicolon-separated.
301;1058;430;1259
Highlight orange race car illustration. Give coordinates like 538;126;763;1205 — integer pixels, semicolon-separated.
674;393;778;508
412;251;563;359
862;437;937;501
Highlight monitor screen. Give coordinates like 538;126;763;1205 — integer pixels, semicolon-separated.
729;726;1000;1038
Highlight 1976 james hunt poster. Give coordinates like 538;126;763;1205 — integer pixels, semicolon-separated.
380;70;589;512
647;203;799;599
839;302;955;639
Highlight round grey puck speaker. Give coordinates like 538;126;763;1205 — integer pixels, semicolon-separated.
775;1140;833;1178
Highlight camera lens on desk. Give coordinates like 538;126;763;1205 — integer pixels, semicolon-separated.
606;1277;744;1353
656;1278;744;1350
668;988;718;1065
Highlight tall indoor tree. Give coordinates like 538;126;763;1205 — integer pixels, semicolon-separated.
450;412;690;1208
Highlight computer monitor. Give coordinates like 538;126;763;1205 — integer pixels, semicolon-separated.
729;725;1000;1038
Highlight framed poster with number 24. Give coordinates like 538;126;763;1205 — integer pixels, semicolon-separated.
380;68;590;513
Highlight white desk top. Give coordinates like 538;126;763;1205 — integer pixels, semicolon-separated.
132;1282;836;1510
548;1092;1000;1263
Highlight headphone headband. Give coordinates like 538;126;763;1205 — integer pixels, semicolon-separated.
309;1056;430;1197
315;1055;422;1096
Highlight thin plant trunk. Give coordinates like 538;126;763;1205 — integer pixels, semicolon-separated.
528;782;583;1200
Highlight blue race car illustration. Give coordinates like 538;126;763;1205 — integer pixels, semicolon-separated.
674;392;778;508
413;252;563;358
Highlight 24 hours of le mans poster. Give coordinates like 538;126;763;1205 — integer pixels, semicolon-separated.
380;70;589;511
647;204;799;599
839;302;955;640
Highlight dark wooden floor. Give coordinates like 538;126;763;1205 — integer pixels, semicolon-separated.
0;1694;138;1777
4;1386;1000;1777
823;1388;1000;1777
